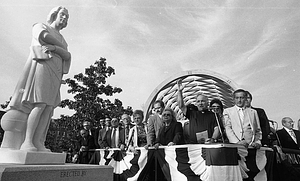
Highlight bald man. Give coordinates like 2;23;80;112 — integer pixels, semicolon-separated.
177;80;220;144
276;117;300;150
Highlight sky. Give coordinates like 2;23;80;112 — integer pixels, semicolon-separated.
0;0;299;129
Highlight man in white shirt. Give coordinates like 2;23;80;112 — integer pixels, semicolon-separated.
223;89;262;148
223;89;262;180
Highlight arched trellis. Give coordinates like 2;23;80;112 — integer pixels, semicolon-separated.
143;69;239;121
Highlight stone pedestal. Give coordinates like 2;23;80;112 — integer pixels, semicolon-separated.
0;149;66;165
0;164;113;181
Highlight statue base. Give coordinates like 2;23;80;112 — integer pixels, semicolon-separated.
0;164;113;181
0;149;66;165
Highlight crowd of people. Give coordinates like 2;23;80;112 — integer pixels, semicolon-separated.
72;79;300;179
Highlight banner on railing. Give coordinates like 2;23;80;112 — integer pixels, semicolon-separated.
93;144;272;181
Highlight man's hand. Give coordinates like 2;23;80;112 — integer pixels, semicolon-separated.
205;138;215;144
237;140;249;148
167;142;175;146
154;143;160;149
250;142;262;149
177;79;184;91
80;146;87;152
120;144;125;150
144;144;152;150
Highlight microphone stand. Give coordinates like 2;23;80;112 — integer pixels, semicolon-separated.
270;121;282;148
125;128;135;152
213;111;225;143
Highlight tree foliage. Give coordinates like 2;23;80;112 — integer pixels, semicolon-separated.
60;57;132;123
47;57;133;153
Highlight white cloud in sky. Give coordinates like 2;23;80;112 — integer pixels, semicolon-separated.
0;0;300;127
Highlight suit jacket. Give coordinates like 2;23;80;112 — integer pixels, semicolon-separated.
123;123;134;142
102;127;125;148
223;106;262;145
75;135;96;164
89;128;100;149
276;128;300;150
75;135;96;152
252;107;271;146
147;114;164;145
98;126;110;148
155;121;184;145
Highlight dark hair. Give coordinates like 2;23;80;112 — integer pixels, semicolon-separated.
245;90;252;100
154;100;165;108
233;89;246;97
133;110;144;119
209;98;224;112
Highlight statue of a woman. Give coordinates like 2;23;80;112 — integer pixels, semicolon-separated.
0;6;71;152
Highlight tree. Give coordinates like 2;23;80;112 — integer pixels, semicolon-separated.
46;57;132;154
60;57;132;123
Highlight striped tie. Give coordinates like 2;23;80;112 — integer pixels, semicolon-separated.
290;130;297;143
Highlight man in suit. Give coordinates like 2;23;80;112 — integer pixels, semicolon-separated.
276;117;300;150
98;118;106;130
98;117;111;148
102;117;126;150
245;91;271;146
223;89;262;148
223;89;262;181
83;120;100;149
121;113;134;143
75;129;96;164
146;100;165;147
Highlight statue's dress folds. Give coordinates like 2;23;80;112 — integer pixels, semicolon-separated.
9;23;71;113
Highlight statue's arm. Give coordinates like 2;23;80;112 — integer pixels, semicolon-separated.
40;31;71;61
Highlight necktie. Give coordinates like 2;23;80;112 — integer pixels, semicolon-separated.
290;130;297;143
126;126;129;137
238;108;244;123
111;128;116;148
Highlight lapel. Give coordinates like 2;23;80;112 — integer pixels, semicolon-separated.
284;128;297;144
244;108;253;129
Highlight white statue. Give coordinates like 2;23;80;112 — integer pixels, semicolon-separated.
0;6;71;152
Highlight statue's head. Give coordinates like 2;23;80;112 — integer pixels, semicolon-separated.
46;6;69;29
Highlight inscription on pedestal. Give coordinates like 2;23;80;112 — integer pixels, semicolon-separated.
60;170;87;178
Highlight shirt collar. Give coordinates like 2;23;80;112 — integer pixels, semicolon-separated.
283;126;292;132
235;105;244;111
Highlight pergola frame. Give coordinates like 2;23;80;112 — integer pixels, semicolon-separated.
143;69;239;121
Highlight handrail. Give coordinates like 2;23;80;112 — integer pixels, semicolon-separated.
86;143;273;152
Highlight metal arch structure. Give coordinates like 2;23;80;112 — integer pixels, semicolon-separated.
143;69;239;121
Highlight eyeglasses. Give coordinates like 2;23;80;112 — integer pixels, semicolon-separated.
153;107;161;110
162;113;171;117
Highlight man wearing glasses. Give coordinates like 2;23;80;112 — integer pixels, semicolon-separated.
276;117;300;150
